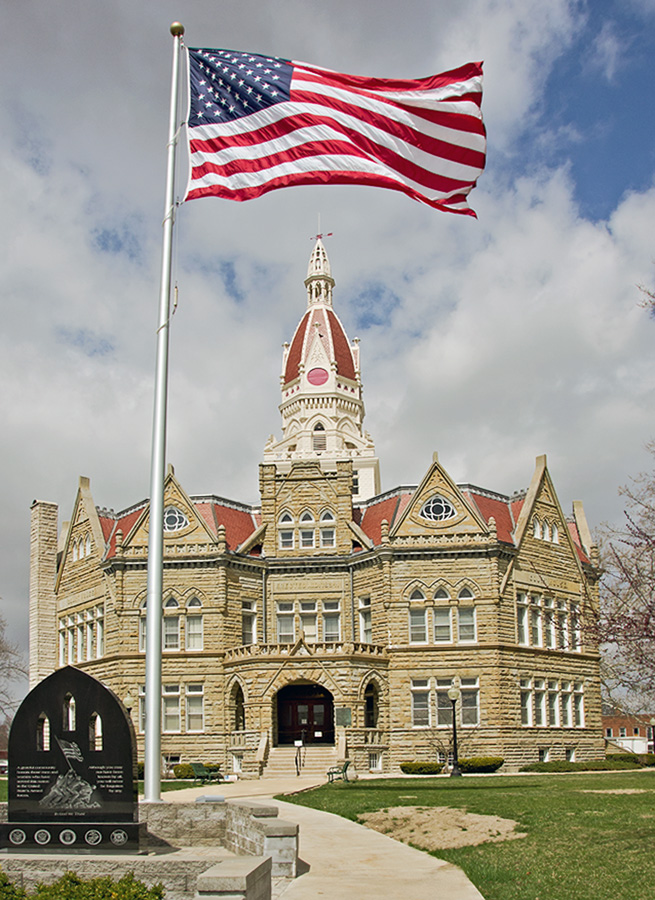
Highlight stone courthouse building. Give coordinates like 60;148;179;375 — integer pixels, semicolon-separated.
29;239;604;775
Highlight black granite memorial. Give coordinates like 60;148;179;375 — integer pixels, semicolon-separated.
0;666;140;851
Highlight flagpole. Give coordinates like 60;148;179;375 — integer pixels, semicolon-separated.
144;21;185;803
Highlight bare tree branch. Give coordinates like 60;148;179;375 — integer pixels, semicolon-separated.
593;442;655;712
0;611;27;719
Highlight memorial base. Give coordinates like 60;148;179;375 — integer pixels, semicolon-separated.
0;822;143;852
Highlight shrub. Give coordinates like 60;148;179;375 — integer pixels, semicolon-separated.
173;763;194;779
606;753;640;764
0;872;163;900
399;761;445;775
137;761;144;779
458;756;504;773
639;753;655;767
520;758;639;773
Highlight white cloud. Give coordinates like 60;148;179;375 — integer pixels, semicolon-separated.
0;0;654;708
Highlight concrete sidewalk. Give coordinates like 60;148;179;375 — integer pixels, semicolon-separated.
159;779;485;899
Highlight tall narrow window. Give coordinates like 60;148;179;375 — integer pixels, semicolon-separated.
233;683;245;731
561;682;572;727
558;601;569;650
520;679;533;726
241;600;256;645
312;422;326;451
436;680;454;726
138;685;146;733
571;603;581;651
574;683;584;727
458;606;476;643
517;593;528;644
277;603;295;643
434;608;452;642
323;601;340;642
163;598;180;651
545;599;556;649
364;682;379;728
461;678;479;726
36;713;50;751
187;597;204;650
186;684;204;732
63;694;76;732
411;679;430;727
534;680;546;726
278;511;294;549
320;510;336;548
96;605;104;656
530;596;542;646
88;713;103;751
162;684;181;732
548;681;560;727
359;597;372;643
300;601;317;642
409;608;427;643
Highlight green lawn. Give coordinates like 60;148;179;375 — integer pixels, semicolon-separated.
280;771;655;900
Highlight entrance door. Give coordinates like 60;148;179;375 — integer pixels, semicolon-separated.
276;684;335;745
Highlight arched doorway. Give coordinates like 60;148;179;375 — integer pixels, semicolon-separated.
276;683;335;745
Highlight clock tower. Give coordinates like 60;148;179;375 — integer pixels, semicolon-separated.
263;238;381;500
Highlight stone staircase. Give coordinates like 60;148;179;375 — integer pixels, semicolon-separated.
263;744;338;778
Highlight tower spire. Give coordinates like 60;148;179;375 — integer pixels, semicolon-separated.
305;238;334;307
263;240;381;501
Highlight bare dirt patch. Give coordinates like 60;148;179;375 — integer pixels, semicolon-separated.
580;789;651;794
358;805;527;851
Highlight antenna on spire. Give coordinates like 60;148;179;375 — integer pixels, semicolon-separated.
310;213;333;241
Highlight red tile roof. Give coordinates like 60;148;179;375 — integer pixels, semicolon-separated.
462;491;516;544
326;310;356;380
283;311;310;385
358;492;409;544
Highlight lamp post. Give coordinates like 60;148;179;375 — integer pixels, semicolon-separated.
448;686;462;777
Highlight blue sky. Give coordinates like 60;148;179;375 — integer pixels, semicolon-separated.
0;0;654;702
531;1;655;220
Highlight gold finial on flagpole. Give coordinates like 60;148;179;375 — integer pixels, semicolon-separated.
170;22;184;36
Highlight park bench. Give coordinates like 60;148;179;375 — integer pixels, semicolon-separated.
326;760;351;783
190;762;224;784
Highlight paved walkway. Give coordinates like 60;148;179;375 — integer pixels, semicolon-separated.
162;778;485;899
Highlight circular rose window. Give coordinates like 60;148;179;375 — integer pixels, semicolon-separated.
307;367;329;385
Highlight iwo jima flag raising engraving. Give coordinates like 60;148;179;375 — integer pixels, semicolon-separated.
184;49;486;215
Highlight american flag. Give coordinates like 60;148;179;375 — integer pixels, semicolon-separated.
57;738;84;762
183;49;485;216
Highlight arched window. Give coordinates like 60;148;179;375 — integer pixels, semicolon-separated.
85;534;92;556
533;517;542;539
409;590;427;643
542;521;551;542
320;509;336;547
552;523;559;544
36;713;50;751
164;598;180;651
364;682;379;728
233;684;245;732
278;512;294;549
434;588;452;642
312;422;326;451
186;597;203;651
63;693;76;732
299;511;315;548
457;588;476;643
88;712;103;751
72;540;79;562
